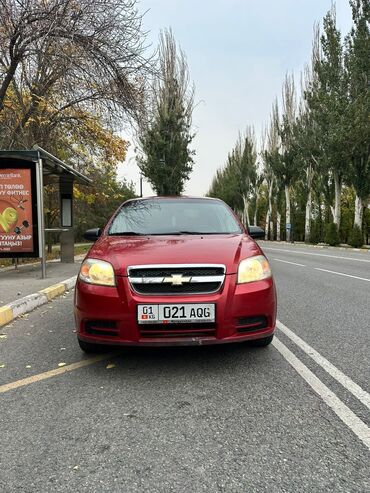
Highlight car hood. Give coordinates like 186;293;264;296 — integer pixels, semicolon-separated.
87;234;263;276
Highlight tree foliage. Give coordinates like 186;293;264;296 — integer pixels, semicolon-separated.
138;29;195;195
208;128;258;225
208;1;370;246
0;0;154;246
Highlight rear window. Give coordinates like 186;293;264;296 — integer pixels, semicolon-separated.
108;199;242;235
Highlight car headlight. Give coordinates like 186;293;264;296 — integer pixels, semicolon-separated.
79;258;115;286
237;255;272;284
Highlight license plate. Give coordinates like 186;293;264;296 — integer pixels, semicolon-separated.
137;304;215;324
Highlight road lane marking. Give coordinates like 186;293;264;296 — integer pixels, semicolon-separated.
273;337;370;450
277;320;370;410
0;354;113;394
273;258;306;267
263;247;370;263
314;268;370;283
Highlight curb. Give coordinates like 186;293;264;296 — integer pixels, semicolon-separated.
0;253;87;274
0;276;77;328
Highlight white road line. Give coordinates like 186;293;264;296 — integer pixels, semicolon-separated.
276;320;370;410
314;267;370;283
273;258;306;267
263;247;370;263
273;337;370;450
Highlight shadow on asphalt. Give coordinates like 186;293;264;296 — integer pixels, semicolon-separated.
84;341;273;376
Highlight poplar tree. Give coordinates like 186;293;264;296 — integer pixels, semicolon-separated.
138;29;195;195
345;0;370;231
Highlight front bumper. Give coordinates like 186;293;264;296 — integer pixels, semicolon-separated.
74;274;276;347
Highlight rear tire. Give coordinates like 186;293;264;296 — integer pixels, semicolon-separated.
78;338;106;354
249;335;274;347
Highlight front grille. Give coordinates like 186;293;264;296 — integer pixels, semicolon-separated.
134;282;220;295
128;264;225;296
85;320;118;337
129;267;225;277
140;322;216;338
236;316;268;333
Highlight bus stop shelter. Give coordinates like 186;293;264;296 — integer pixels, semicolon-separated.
0;146;91;278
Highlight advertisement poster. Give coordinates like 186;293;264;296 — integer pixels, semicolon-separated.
0;167;36;255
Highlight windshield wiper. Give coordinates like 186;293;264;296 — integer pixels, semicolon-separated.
167;231;238;235
152;231;209;235
109;231;145;236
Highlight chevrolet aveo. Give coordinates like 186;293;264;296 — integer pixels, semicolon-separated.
74;197;276;352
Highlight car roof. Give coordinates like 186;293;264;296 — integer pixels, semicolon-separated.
126;196;222;202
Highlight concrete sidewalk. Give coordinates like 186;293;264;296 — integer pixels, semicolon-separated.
0;256;84;327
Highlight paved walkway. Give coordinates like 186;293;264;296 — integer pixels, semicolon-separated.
0;257;84;306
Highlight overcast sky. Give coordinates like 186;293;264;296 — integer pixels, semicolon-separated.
118;0;353;197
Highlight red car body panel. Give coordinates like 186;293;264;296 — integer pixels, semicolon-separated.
74;198;277;347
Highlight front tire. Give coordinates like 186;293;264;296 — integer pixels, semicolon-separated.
249;335;274;347
78;338;106;354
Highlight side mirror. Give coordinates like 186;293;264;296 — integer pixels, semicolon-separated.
249;226;265;239
84;228;101;242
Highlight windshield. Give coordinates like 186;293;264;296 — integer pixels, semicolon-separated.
108;199;243;235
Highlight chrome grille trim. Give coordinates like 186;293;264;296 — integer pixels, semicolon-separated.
129;275;224;284
127;264;226;296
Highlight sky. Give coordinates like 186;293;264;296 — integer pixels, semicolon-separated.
118;0;353;197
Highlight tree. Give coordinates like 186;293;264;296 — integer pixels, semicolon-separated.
207;2;369;247
0;0;150;251
207;129;258;227
344;0;370;230
277;73;300;242
0;0;148;122
262;101;280;240
138;29;195;195
0;0;150;151
228;128;257;226
306;7;348;228
294;28;324;243
74;169;136;240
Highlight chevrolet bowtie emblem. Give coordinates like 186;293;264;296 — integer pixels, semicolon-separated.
163;274;191;285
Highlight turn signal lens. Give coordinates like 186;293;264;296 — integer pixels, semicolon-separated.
79;259;115;286
237;255;272;284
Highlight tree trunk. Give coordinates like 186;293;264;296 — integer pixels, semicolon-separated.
265;210;270;240
354;195;363;229
285;184;291;242
331;170;341;227
242;195;250;227
305;189;312;243
253;184;259;225
277;211;281;241
265;179;273;240
0;57;20;111
253;196;258;225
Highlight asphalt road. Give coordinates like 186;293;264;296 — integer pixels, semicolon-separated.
0;242;369;492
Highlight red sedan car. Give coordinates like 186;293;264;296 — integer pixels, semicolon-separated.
74;197;276;352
